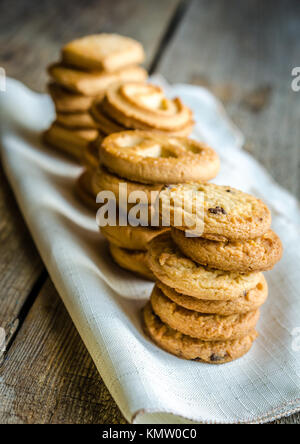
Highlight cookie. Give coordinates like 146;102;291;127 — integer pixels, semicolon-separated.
99;131;220;184
109;243;154;280
102;82;194;135
48;82;96;112
101;224;168;251
48;63;147;96
90;99;126;135
171;227;282;272
81;136;102;170
62;34;145;72
75;169;99;210
91;163;163;206
43;123;98;159
143;302;258;363
150;285;259;341
147;233;263;300
157;277;268;315
159;183;271;241
56;111;99;129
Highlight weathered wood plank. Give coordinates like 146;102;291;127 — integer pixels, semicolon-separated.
0;0;181;92
157;0;300;200
156;0;300;424
0;279;126;424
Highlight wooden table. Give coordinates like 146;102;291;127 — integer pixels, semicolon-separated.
0;0;299;424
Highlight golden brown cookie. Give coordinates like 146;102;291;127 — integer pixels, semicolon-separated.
56;111;99;129
171;228;282;272
91;163;163;202
75;169;99;210
101;224;168;251
159;183;271;241
150;285;259;341
102;82;194;135
109;243;154;280
91;163;162;226
147;233;263;300
48;63;147;96
157;277;268;316
90;99;126;135
99;131;220;184
48;82;97;112
62;34;145;72
143;302;258;363
43;123;98;160
81;136;102;170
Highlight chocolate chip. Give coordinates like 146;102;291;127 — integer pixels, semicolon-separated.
210;353;224;362
244;290;247;297
226;189;231;192
208;206;227;215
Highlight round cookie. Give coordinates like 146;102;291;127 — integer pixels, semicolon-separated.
147;233;263;300
171;228;282;272
150;285;259;341
62;34;145;72
48;82;96;112
90;99;125;135
143;302;258;363
102;82;194;136
109;243;154;280
159;183;271;241
157;277;268;315
101;224;168;251
56;112;99;129
75;169;99;210
43;123;98;160
99;130;220;184
48;63;147;96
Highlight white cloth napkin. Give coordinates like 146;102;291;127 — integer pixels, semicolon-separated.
0;77;300;424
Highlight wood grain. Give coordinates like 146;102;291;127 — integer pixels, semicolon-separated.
0;279;126;424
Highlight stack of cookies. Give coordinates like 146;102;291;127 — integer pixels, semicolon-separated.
95;131;220;279
83;79;196;209
43;34;147;163
144;183;282;363
90;81;194;137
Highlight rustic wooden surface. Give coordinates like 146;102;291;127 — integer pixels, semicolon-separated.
0;0;299;424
